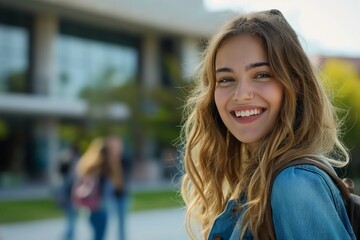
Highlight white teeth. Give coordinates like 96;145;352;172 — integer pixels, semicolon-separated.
234;108;262;117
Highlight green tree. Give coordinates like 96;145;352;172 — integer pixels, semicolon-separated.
6;71;27;93
79;64;189;162
320;58;360;176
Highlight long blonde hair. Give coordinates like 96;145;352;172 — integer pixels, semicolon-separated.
76;136;124;191
180;9;349;239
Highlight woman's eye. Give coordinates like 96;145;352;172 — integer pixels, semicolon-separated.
217;77;234;85
254;72;272;79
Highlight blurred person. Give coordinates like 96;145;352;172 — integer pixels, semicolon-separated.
57;143;80;240
76;136;131;240
180;9;355;240
107;135;133;240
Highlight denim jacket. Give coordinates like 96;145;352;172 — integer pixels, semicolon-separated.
208;164;356;240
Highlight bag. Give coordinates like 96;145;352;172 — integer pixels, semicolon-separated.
72;176;101;210
262;158;360;239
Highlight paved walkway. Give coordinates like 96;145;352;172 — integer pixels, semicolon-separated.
0;208;189;240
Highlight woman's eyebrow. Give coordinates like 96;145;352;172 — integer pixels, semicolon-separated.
215;67;233;73
245;62;269;71
215;62;269;73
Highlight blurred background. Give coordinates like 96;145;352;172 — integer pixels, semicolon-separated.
0;0;359;239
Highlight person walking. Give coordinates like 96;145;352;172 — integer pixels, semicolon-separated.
106;136;132;240
75;136;131;240
57;143;80;240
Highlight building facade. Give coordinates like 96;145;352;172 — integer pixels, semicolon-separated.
0;0;234;189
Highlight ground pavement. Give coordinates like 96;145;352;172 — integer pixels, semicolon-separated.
0;207;189;240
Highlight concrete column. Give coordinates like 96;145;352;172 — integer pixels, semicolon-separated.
32;13;58;96
32;13;59;184
180;37;201;79
141;34;160;88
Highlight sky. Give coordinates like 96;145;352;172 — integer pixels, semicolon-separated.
204;0;360;57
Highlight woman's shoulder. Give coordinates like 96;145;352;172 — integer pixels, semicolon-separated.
271;164;342;208
274;164;330;186
270;165;355;239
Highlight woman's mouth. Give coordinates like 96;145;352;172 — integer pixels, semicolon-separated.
233;108;264;118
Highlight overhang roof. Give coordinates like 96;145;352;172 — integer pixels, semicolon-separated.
0;0;237;37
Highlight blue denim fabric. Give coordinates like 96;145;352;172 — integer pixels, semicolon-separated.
115;194;130;240
208;196;253;240
208;165;356;240
88;179;112;240
63;203;77;240
90;209;108;240
58;174;77;240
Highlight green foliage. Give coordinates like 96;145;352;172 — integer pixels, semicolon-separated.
320;59;360;148
78;58;190;150
0;119;9;139
6;71;27;93
144;53;190;146
320;58;360;177
145;84;188;146
80;68;126;135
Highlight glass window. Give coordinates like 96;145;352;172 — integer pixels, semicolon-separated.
0;8;30;94
0;117;38;187
56;22;140;100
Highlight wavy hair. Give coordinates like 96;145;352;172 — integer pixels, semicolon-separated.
180;9;349;239
76;136;124;191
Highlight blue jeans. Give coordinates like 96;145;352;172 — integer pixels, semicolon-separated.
115;194;130;240
63;203;76;240
89;209;108;240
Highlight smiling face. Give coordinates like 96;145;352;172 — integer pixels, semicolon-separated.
214;34;283;147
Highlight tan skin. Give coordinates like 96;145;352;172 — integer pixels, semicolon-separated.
214;34;283;149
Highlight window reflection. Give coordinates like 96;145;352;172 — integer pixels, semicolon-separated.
56;32;138;100
0;24;29;93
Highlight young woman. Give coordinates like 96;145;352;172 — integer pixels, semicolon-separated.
76;136;130;240
180;9;356;239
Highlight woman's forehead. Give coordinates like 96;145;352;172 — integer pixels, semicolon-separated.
215;35;267;69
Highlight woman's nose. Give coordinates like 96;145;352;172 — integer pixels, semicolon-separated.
232;82;253;101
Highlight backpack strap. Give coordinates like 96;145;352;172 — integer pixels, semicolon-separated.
260;158;351;239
